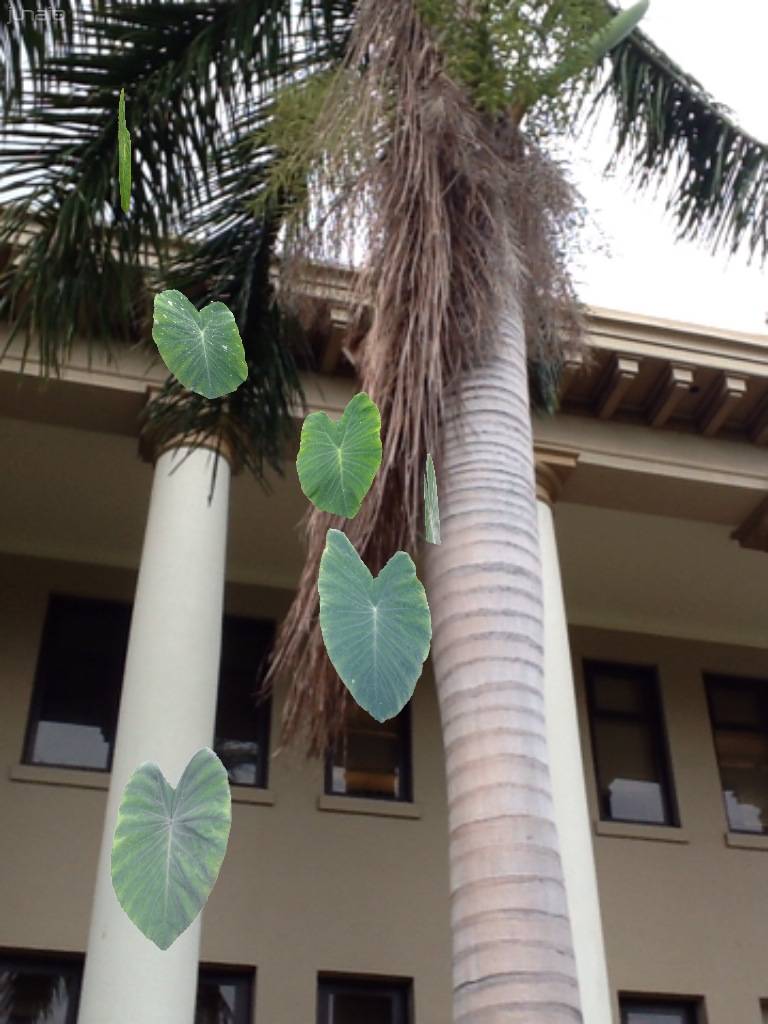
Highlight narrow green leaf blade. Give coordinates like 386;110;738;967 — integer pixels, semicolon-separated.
296;393;382;518
152;290;248;400
587;1;649;64
118;88;131;214
424;453;441;545
111;748;232;950
318;529;432;721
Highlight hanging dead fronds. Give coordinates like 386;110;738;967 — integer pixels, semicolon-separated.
266;0;587;755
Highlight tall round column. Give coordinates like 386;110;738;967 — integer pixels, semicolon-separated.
77;440;232;1024
535;446;615;1024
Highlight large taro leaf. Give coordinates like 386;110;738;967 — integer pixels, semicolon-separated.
424;453;441;545
318;529;432;721
111;748;232;950
152;290;248;400
296;393;382;518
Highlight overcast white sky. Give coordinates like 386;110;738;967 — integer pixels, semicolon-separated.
570;0;767;335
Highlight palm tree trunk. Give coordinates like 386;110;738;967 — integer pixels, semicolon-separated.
425;284;581;1024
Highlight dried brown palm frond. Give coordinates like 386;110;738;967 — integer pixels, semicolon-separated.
265;0;587;755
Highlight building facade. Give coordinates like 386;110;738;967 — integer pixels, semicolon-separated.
1;304;768;1024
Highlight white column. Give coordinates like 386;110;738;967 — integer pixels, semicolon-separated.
536;448;614;1024
77;442;232;1024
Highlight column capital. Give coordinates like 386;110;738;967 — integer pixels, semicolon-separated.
139;387;241;472
534;445;579;506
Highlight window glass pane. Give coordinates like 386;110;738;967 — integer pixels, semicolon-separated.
329;992;395;1024
591;673;648;716
707;677;768;834
27;596;130;770
196;972;252;1024
0;959;81;1024
593;719;668;824
328;704;409;800
213;617;273;787
709;682;763;728
625;1011;690;1024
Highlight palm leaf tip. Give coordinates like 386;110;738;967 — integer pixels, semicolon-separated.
595;25;768;263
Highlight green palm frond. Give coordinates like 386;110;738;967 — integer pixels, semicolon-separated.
593;24;768;262
0;0;353;371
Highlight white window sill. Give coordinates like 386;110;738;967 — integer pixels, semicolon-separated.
595;820;689;844
231;786;274;806
317;794;421;819
725;831;768;851
10;763;110;789
10;764;274;805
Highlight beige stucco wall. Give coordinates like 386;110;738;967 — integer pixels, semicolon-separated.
0;552;453;1023
571;625;768;1024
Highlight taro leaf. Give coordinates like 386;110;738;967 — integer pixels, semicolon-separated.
118;88;131;214
424;453;441;545
318;529;432;721
296;392;382;518
111;748;232;950
152;290;248;400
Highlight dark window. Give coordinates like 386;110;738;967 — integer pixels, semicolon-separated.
325;702;412;801
585;661;678;826
196;967;254;1024
23;595;130;771
213;616;274;788
0;953;82;1024
706;673;768;834
317;977;410;1024
620;997;698;1023
23;594;273;787
0;955;254;1023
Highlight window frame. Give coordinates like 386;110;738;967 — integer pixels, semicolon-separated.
21;593;130;773
317;974;412;1024
196;964;255;1024
584;659;679;827
619;995;699;1023
0;950;84;1024
22;593;274;788
704;671;768;835
323;702;413;803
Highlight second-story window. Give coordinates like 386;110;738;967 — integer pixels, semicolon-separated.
325;702;412;801
23;594;273;787
706;673;768;834
584;660;678;826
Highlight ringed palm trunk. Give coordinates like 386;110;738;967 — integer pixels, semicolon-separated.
425;286;581;1024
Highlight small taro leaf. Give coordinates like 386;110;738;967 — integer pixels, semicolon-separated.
296;392;382;518
318;529;432;722
118;88;131;214
111;748;232;950
424;452;441;545
152;290;248;400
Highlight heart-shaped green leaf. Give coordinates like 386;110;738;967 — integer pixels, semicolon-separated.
152;290;248;400
117;89;131;214
296;393;382;518
424;453;441;545
111;748;232;950
318;529;432;721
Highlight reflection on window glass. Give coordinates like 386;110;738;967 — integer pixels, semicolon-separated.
326;703;411;801
318;978;409;1024
585;662;677;826
620;998;697;1024
707;675;768;834
195;970;253;1024
0;957;82;1024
